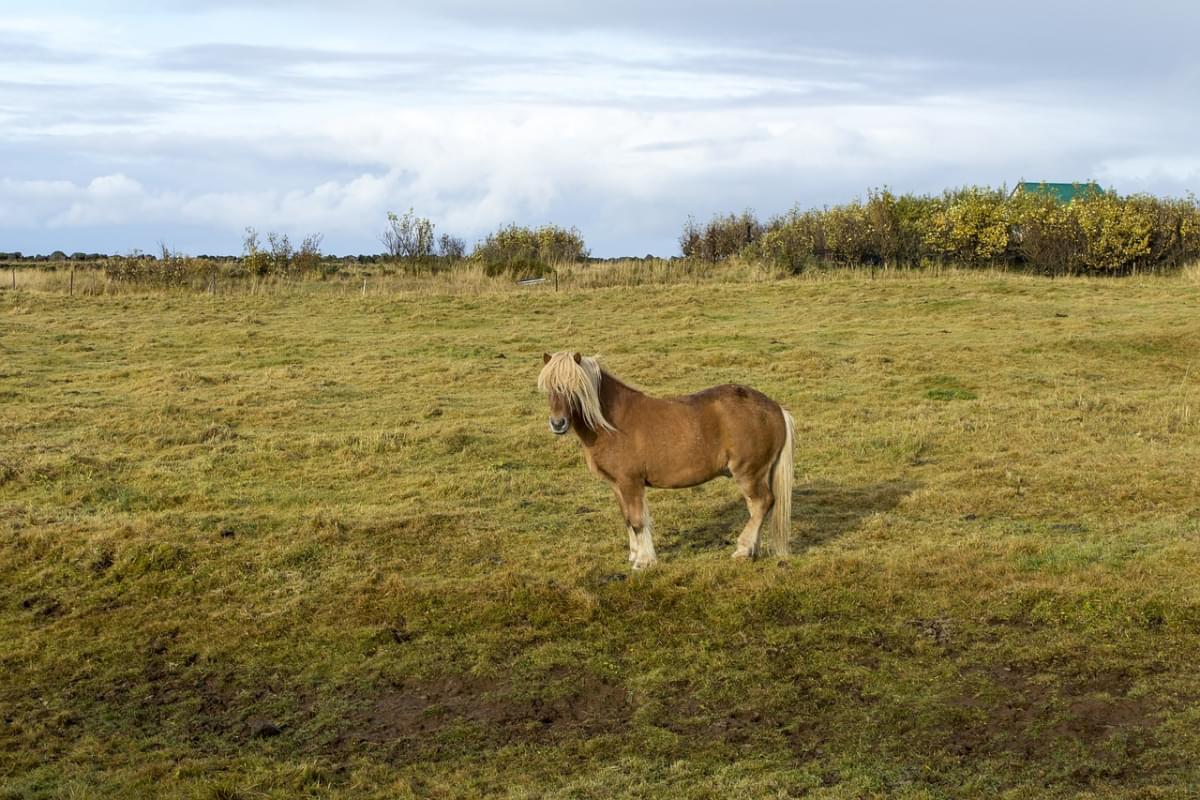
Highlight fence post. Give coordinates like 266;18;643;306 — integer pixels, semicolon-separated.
70;266;75;296
554;271;559;292
11;267;14;290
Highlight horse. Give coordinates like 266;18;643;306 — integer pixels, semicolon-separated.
538;351;795;569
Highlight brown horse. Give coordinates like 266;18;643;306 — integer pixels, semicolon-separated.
538;351;794;568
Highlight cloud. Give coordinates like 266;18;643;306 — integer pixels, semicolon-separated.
1;174;163;229
0;95;1137;250
0;36;96;64
1;2;1198;255
1095;156;1200;196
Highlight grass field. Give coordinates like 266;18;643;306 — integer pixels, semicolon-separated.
2;271;1199;798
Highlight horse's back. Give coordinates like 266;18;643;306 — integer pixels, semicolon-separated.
682;383;782;422
674;383;787;466
684;383;779;411
686;381;787;419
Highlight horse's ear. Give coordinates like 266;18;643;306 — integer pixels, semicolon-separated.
543;352;551;365
573;352;582;364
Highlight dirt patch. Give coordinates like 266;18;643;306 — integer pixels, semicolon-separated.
946;664;1157;760
908;617;954;647
19;593;62;619
654;680;830;759
352;669;631;748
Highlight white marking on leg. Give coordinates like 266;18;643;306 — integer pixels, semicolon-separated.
635;529;657;568
627;526;638;562
632;506;657;569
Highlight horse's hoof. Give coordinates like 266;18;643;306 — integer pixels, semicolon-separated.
731;548;755;560
631;559;656;571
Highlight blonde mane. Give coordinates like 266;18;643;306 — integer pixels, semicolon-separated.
537;352;616;432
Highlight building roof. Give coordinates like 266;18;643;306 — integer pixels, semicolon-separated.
1011;181;1106;203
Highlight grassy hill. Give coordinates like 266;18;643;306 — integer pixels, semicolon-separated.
2;271;1199;798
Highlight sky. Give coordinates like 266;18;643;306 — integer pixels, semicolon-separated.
1;1;1198;257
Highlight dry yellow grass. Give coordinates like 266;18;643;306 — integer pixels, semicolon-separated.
1;270;1199;798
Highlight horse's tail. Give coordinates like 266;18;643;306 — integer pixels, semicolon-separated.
768;408;795;557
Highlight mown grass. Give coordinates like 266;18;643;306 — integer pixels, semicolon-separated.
2;271;1199;798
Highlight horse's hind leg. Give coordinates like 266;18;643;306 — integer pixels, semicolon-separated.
616;482;656;570
731;468;774;559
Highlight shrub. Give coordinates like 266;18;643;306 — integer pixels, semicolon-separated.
1008;192;1085;274
378;210;468;272
266;231;293;275
680;211;763;261
240;229;323;276
1074;194;1153;272
924;187;1010;266
756;208;824;272
103;246;211;287
471;223;588;277
696;186;1200;275
823;201;876;264
293;233;325;274
1137;194;1200;270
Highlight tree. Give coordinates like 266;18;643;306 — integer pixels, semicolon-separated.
381;208;435;260
266;231;293;274
438;233;466;260
293;233;324;273
242;227;271;275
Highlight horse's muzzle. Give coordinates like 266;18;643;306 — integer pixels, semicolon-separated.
549;418;569;435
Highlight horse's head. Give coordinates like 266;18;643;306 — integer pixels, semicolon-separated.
538;351;614;435
542;351;580;434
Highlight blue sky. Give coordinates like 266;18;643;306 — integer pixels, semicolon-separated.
2;1;1198;256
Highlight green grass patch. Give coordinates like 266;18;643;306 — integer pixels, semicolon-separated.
923;375;977;401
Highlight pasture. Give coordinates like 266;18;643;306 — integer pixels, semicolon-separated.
2;271;1199;798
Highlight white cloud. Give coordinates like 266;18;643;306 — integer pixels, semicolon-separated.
0;97;1128;239
1096;156;1200;187
1;3;1198;254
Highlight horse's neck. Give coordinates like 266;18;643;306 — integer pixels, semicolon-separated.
600;371;639;419
575;371;639;446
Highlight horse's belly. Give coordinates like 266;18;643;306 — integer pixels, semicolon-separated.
644;451;727;488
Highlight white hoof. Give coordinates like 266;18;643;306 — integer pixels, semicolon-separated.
631;557;657;571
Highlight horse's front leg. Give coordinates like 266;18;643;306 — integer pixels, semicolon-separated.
609;484;637;563
616;482;656;570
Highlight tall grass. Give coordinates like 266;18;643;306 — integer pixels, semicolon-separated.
7;254;1200;300
1183;261;1200;285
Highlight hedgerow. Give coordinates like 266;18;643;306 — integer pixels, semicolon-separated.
689;186;1200;275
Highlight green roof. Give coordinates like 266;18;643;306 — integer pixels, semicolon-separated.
1011;181;1106;203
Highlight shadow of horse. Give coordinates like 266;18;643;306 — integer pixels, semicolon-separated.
661;479;919;558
